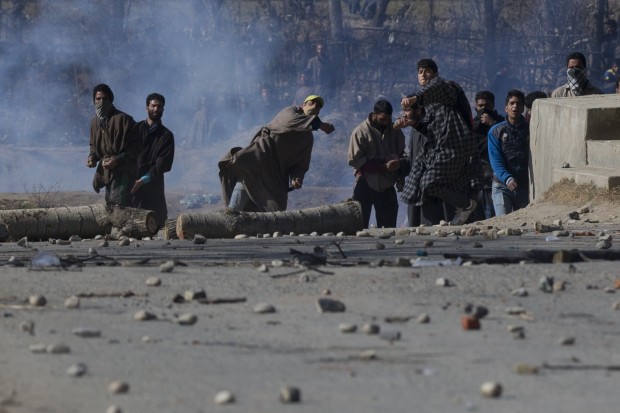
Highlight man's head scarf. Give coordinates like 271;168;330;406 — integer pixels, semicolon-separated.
95;100;113;128
567;67;588;95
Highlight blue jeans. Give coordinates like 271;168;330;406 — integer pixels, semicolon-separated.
492;180;529;216
228;181;250;211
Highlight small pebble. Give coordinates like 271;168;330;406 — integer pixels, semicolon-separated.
272;259;284;267
339;323;357;333
553;281;567;292
394;239;404;245
72;327;101;338
435;277;450;287
193;234;206;244
214;390;235;405
375;242;385;250
558;336;575;346
46;343;71;354
465;227;477;237
133;310;156;321
416;227;431;235
88;247;97;255
184;289;206;301
145;276;162;287
336;231;345;237
435;230;448;237
234;234;248;239
256;264;268;273
66;362;88;377
539;276;554;293
461;316;480;330
95;234;104;240
379;330;401;342
177;313;198;325
362;323;380;335
273;231;282;237
394;257;411;266
19;320;34;335
298;273;311;282
417;313;430;324
29;343;47;353
64;296;80;309
612;301;620;310
513;363;539;375
108;380;130;394
596;240;612;249
118;238;130;246
106;406;123;413
552;230;570;237
568;211;580;220
159;260;175;273
423;240;434;247
254;303;276;314
472;241;483;248
511;287;528;297
29;295;47;307
316;298;346;313
464;304;489;320
280;386;301;403
98;240;109;247
359;349;377;360
141;335;155;343
356;230;371;237
480;381;503;398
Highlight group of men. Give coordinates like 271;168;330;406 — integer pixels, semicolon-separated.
86;84;175;229
90;50;605;232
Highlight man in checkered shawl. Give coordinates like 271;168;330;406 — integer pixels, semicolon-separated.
398;59;481;226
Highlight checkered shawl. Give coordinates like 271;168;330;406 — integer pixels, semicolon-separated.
400;77;481;206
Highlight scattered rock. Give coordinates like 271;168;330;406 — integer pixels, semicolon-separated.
612;301;620;310
423;240;434;247
472;241;483;248
29;295;47;307
567;211;579;220
64;296;80;309
336;231;345;237
184;289;206;301
159;260;175;273
19;320;34;335
599;234;613;242
394;257;410;267
234;234;248;239
106;406;123;413
375;242;385;250
464;304;488;320
253;303;276;314
558;336;575;346
435;277;451;287
133;310;156;321
480;381;503;398
579;206;590;214
553;281;567;292
99;240;109;247
316;298;346;313
256;264;268;273
359;349;377;360
461;316;480;330
465;227;477;237
117;238;130;246
273;231;282;237
146;276;162;287
298;273;311;283
193;234;206;244
416;227;431;235
272;259;284;267
417;313;430;324
362;323;380;335
88;247;97;255
177;313;198;325
552;230;570;237
339;323;357;333
108;380;130;394
377;230;395;239
435;229;448;237
67;362;88;377
539;276;554;293
214;390;235;405
72;327;101;338
46;343;71;354
356;230;371;237
513;363;538;375
280;386;301;403
17;237;29;247
394;239;404;245
511;288;528;297
322;289;332;296
596;240;612;249
29;343;47;353
379;330;401;342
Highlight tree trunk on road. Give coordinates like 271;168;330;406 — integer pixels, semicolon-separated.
0;205;158;241
176;201;364;239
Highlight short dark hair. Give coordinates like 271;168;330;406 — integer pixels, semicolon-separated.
566;52;587;68
524;91;547;109
93;83;114;103
475;90;495;105
417;59;438;74
146;93;165;107
374;99;393;115
505;89;525;105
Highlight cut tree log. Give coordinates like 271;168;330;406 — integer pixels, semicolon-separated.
0;205;159;241
163;218;178;240
176;200;364;239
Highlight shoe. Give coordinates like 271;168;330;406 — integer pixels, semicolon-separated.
450;199;477;226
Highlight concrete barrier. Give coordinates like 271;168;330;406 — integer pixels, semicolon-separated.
530;94;620;200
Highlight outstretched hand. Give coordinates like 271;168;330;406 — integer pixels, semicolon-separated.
320;122;335;134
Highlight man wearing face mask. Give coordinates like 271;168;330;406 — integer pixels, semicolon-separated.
86;83;140;207
551;52;603;97
348;99;405;228
219;95;335;212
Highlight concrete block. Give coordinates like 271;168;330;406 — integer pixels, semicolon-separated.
587;140;620;169
553;166;620;189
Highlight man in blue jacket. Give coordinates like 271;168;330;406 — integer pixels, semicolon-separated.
488;89;529;216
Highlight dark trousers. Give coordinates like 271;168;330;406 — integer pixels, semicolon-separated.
353;177;398;229
407;197;454;227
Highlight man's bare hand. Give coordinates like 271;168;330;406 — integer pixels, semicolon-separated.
86;156;96;168
385;159;400;172
290;178;303;189
393;117;416;129
320;122;335;134
506;177;518;191
400;96;417;108
131;179;145;194
102;156;118;170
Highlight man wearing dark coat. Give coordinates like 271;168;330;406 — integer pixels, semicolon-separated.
130;93;175;229
399;59;481;226
87;83;140;207
219;95;335;212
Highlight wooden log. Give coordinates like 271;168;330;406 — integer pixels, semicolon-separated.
163;219;178;240
176;200;364;239
0;205;158;241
